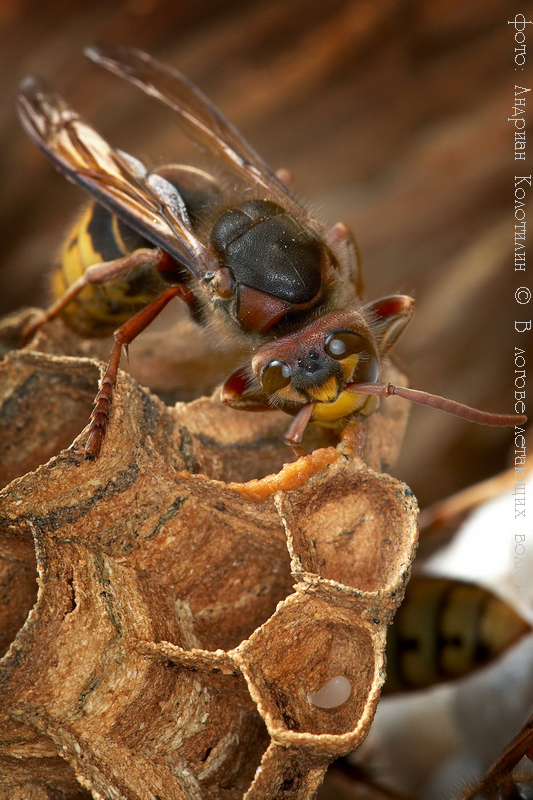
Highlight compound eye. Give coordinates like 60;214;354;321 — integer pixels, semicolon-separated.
325;331;366;360
262;360;292;394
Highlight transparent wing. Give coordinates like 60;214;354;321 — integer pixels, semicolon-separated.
17;76;218;279
85;44;325;235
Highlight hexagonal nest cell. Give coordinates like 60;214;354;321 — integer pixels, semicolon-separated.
0;312;418;799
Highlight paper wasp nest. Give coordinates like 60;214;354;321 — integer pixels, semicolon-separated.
0;311;418;800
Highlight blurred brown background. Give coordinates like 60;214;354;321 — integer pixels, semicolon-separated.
0;0;531;508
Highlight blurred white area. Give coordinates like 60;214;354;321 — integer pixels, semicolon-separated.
351;475;533;798
425;475;533;624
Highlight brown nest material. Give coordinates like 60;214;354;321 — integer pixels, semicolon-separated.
0;311;418;799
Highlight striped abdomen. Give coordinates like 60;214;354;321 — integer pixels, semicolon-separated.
384;576;530;693
52;202;169;338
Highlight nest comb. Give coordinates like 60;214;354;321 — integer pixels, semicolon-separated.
0;311;418;800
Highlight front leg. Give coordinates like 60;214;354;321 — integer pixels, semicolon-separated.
283;403;315;459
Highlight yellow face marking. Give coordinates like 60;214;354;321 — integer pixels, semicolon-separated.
340;353;359;381
307;375;339;403
275;384;304;404
311;391;378;422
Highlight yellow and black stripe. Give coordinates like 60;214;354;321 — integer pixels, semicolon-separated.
384;576;530;693
52;203;168;338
